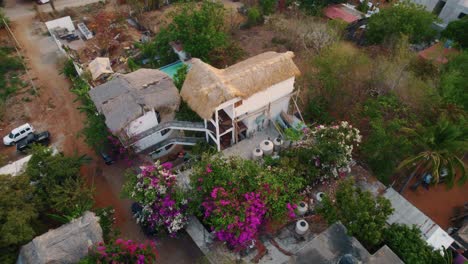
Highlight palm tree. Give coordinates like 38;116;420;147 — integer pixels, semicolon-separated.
398;118;467;191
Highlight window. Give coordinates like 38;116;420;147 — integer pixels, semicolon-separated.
161;128;170;136
25;128;30;131
155;111;161;123
20;130;25;134
234;100;243;108
433;0;446;16
14;133;20;138
458;12;466;19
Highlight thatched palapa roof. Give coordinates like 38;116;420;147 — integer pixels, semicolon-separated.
181;51;300;120
89;69;181;133
17;211;103;264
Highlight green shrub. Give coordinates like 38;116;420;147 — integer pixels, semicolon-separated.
0;47;23;101
360;95;415;184
260;0;276;15
247;7;263;27
357;0;369;13
317;179;394;248
303;96;335;124
439;51;468;111
383;224;446;264
173;64;189;90
60;59;78;79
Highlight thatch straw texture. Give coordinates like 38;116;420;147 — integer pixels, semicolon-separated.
181;51;300;119
89;69;180;133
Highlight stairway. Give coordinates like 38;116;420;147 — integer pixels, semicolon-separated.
144;137;205;156
127;120;208;146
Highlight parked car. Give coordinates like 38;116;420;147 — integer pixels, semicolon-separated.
3;123;34;146
16;131;50;152
37;0;50;4
100;151;115;165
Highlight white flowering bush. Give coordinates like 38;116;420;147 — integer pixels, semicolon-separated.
122;161;188;236
297;121;362;180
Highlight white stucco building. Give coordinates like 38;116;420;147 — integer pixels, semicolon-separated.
89;69;183;157
181;51;300;151
410;0;468;26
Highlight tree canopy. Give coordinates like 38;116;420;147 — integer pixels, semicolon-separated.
0;174;38;263
366;1;438;44
383;224;445;264
442;16;468;49
316;179;394;247
26;145;94;218
398;117;467;188
141;1;243;67
439;51;468;111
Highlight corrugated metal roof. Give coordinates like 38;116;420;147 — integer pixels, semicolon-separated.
384;188;454;250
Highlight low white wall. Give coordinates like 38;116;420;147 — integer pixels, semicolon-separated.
234;77;295;117
45;16;75;33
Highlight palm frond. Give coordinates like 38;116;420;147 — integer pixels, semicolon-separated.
397;153;426;171
453;156;467;186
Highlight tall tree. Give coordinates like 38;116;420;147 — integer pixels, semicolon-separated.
441;16;468;49
398;117;467;189
0;174;39;263
144;1;230;66
366;1;438;44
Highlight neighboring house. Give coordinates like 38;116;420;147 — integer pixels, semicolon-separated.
324;4;362;23
181;51;300;151
17;211;103;264
410;0;468;26
383;188;455;250
89;69;182;157
418;41;459;64
88;57;113;81
290;223;403;264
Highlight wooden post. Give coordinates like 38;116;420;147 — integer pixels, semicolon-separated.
204;119;208;143
215;109;220;152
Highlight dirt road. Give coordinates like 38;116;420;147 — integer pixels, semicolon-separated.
4;0;101;21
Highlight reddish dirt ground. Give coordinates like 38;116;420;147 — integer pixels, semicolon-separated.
403;182;468;229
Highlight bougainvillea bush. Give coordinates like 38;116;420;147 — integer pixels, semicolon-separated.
285;121;361;183
81;239;158;264
190;156;304;250
122;161;188;236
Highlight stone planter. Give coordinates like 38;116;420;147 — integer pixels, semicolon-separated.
260;140;274;156
295;220;309;235
316;192;325;202
252;148;263;160
273;137;283;152
297;201;308;216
